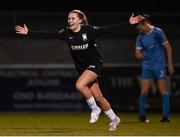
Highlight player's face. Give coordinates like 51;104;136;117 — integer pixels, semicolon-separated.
136;23;146;33
68;12;82;31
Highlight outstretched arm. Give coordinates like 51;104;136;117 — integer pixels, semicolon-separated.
92;13;144;35
15;24;65;39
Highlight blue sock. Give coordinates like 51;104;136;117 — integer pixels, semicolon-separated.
162;93;170;118
139;93;147;116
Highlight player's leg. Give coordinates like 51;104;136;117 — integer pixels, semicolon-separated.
90;80;110;110
90;80;120;131
139;69;152;122
155;68;170;122
75;70;101;120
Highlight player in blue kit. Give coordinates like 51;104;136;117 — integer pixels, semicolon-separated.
134;14;175;122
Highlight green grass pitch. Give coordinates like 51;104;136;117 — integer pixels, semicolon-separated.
0;112;179;136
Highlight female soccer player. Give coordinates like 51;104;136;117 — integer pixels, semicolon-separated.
134;14;175;122
15;10;143;131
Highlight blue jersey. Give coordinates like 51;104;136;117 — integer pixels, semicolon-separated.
136;27;168;70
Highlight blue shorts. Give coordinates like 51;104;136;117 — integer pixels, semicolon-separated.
141;68;167;80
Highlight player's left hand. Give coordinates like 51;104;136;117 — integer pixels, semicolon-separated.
129;13;144;25
168;65;175;75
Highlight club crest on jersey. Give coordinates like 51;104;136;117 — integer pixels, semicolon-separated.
82;33;87;41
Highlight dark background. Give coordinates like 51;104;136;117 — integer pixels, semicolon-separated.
1;0;179;12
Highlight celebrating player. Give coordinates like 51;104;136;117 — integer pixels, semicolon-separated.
16;10;143;130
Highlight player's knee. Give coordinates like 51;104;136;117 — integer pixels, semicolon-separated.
141;90;148;95
75;81;85;92
158;86;168;95
159;90;168;95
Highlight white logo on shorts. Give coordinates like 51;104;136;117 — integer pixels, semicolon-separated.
87;65;96;69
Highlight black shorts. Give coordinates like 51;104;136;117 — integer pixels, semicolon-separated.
75;62;103;76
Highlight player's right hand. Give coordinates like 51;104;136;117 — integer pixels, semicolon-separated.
15;24;28;35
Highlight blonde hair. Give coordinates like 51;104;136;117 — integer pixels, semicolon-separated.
69;10;88;26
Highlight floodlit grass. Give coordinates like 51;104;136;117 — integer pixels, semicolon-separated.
0;112;179;136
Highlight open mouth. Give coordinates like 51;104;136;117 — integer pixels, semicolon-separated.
69;23;74;27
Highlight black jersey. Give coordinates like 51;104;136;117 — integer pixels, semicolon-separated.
28;21;129;67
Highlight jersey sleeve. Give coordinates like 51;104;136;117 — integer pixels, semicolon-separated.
156;29;168;45
91;21;129;36
28;28;66;40
136;35;143;50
